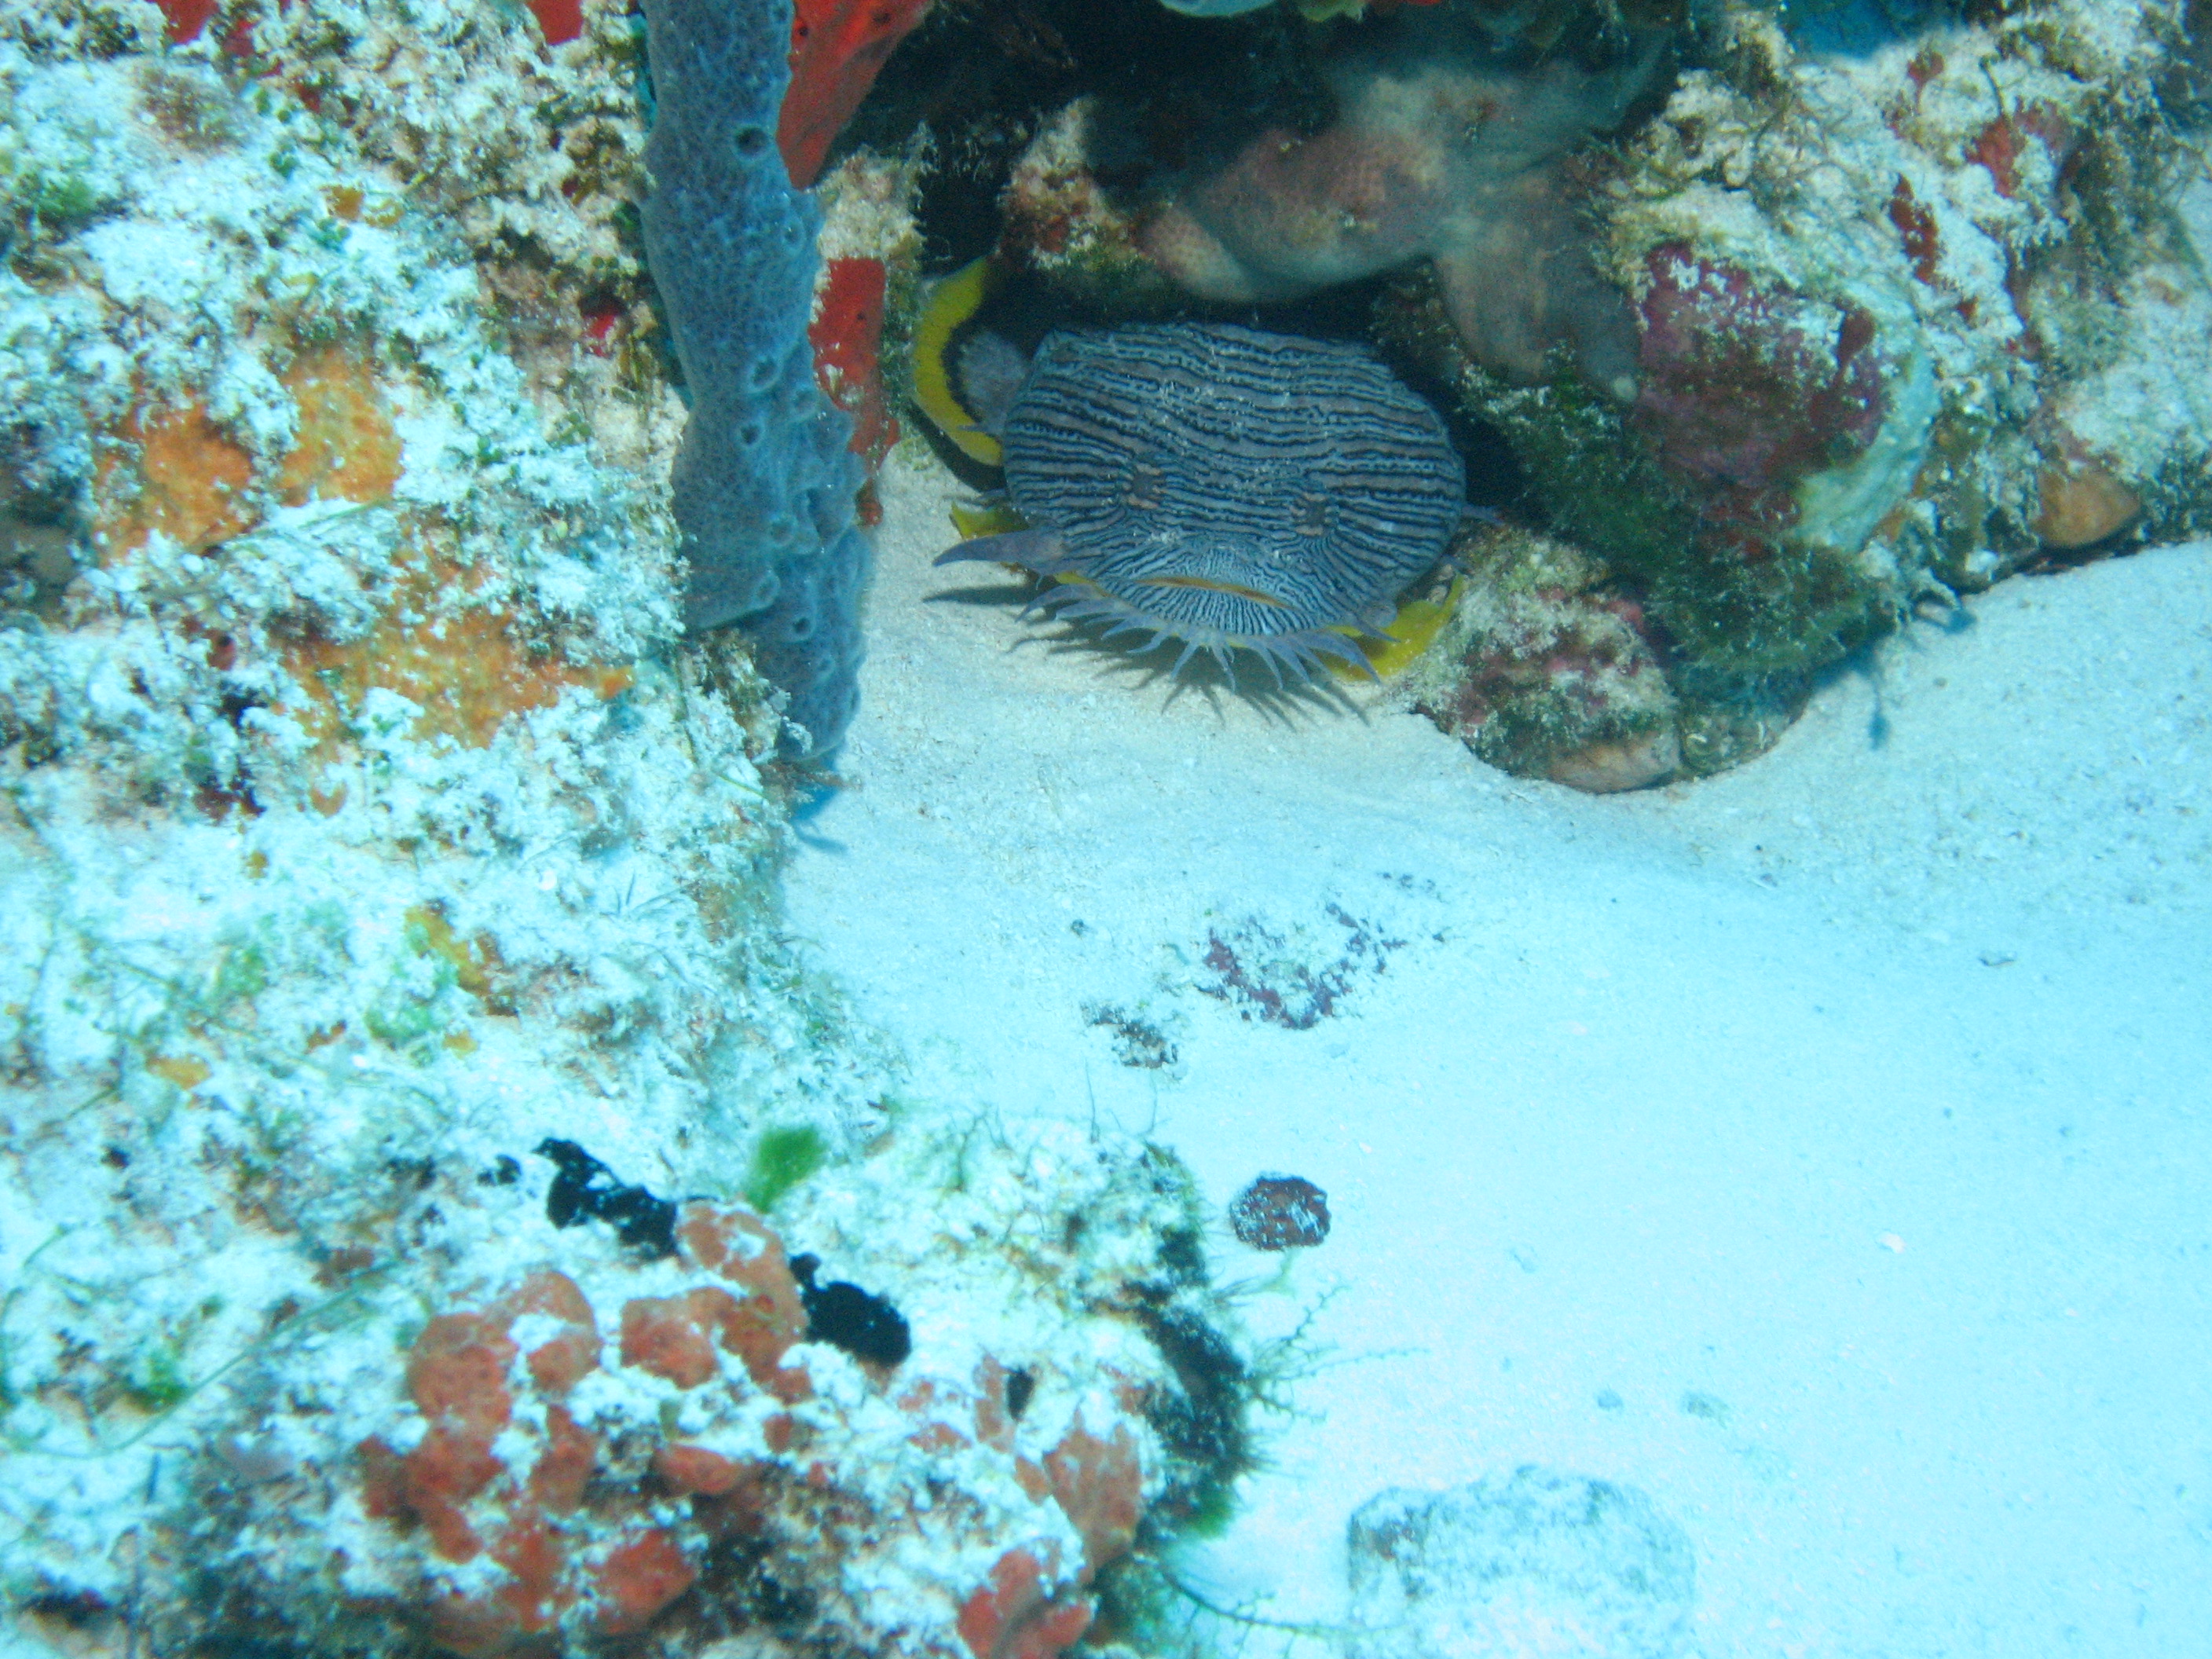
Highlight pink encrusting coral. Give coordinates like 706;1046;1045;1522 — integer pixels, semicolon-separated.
1633;247;1891;494
1401;528;1681;792
342;1207;805;1651
1614;243;1917;683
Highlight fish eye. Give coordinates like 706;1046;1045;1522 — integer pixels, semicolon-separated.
1122;459;1166;512
1291;489;1335;537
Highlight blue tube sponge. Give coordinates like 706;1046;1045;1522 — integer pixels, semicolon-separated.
639;0;870;756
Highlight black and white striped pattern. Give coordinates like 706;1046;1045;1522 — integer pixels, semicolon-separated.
989;322;1466;683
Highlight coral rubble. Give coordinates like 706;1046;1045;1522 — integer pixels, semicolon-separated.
0;5;1247;1654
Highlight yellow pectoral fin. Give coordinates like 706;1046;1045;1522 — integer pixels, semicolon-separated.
949;500;1030;540
1330;575;1463;681
912;257;1005;469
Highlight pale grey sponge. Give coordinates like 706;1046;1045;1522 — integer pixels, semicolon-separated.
639;0;870;756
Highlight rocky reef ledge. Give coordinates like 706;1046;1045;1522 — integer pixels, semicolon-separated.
0;5;1246;1655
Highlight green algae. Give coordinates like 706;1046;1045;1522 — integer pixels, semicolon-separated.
742;1124;826;1214
121;1341;192;1413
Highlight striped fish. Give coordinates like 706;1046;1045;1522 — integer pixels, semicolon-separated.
936;321;1467;684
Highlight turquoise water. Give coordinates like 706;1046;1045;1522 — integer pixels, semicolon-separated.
5;0;2207;1654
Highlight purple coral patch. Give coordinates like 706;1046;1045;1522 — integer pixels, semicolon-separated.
1634;245;1889;490
1198;906;1402;1030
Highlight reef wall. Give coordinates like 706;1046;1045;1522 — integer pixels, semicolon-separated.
869;0;2210;789
0;4;1241;1654
1390;0;2212;780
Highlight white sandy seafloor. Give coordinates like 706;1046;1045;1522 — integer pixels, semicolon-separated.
782;450;2212;1657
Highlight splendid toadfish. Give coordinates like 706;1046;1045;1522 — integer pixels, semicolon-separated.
934;319;1469;684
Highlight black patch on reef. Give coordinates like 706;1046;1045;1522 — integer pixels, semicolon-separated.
19;1590;112;1630
1005;1365;1036;1421
841;0;1329;271
690;1536;821;1643
789;1253;913;1368
1135;1300;1251;1525
1382;332;1533;520
534;1138;678;1259
1156;1222;1206;1287
479;1153;521;1186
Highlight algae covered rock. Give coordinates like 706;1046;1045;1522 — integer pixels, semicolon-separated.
1400;528;1683;792
1382;0;2210;761
177;1124;1243;1658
